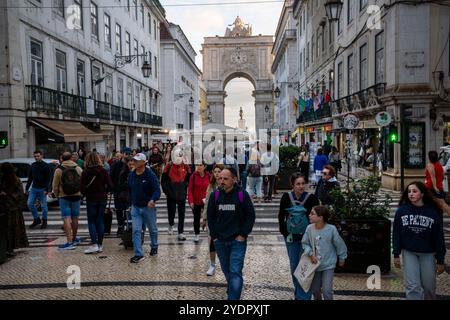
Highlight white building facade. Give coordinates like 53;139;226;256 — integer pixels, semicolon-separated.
160;22;201;133
0;0;166;159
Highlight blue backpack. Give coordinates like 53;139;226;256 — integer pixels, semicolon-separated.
285;192;310;242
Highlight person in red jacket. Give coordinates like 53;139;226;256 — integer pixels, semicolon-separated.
188;162;211;243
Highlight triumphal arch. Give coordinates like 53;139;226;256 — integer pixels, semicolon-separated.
201;17;274;132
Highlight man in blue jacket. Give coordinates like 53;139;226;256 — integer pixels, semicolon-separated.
128;153;161;263
207;168;255;300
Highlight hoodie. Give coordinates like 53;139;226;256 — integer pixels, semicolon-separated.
80;166;114;202
207;185;255;241
393;203;446;264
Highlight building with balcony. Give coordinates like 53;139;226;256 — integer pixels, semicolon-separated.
0;0;166;159
160;21;201;137
272;0;298;144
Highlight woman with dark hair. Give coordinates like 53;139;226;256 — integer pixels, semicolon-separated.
278;172;319;300
393;181;446;300
0;163;29;257
425;150;445;198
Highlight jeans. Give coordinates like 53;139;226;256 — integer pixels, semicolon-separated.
167;198;186;234
214;239;247;300
247;177;263;198
310;269;335;300
263;175;275;200
86;201;106;246
27;188;48;220
192;204;203;235
59;198;81;219
285;239;312;300
402;250;437;300
131;206;158;257
240;172;247;191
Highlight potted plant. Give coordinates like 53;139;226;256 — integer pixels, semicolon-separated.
329;175;392;274
277;145;301;190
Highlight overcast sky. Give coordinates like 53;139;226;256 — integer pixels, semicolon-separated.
164;0;283;132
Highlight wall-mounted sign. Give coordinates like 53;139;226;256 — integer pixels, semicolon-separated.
375;111;392;127
343;113;359;130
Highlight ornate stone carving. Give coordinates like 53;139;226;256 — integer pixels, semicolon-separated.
225;16;252;37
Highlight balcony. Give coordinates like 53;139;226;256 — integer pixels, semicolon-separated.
296;103;332;125
332;83;386;116
26;85;163;127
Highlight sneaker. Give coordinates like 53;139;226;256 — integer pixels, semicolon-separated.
168;225;174;235
130;256;145;263
29;217;42;229
97;245;103;253
150;248;158;256
71;237;81;246
40;219;47;229
194;234;200;243
178;233;186;241
84;244;99;254
206;263;216;276
58;242;76;250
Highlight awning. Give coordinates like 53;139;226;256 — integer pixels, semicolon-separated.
30;119;104;143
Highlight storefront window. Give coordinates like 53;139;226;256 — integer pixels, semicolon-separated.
405;123;426;169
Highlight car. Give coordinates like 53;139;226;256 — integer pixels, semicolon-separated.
0;158;60;205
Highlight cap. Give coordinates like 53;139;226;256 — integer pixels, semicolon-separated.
133;153;147;162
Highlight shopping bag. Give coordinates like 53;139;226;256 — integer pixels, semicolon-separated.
294;230;320;292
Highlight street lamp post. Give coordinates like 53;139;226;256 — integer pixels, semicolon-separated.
324;1;344;22
115;52;152;78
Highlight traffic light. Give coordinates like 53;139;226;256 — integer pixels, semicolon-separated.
0;131;7;149
388;126;398;143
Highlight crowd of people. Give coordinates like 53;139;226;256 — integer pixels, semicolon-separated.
0;143;447;300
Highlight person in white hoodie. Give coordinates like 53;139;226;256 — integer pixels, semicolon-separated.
314;165;340;206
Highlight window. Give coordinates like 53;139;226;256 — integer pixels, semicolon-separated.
311;35;315;63
91;2;99;39
133;0;138;20
375;31;385;84
54;0;64;18
360;0;368;11
347;1;353;24
306;42;310;68
141;45;145;63
125;32;131;56
360;44;368;90
77;59;85;96
105;73;113;103
134;39;139;66
148;13;152;34
337;62;343;99
348;54;354;95
148;51;152;75
299;16;302;37
127;82;133;108
317;30;321;57
55;50;67;92
154;56;157;78
329;21;333;44
300;52;303;75
73;0;83;30
104;14;111;48
143;89;147;113
30;39;44;86
338;11;342;34
134;85;140;110
117;78;124;107
127;0;130;12
92;66;101;99
140;4;144;27
153;20;157;40
115;24;122;55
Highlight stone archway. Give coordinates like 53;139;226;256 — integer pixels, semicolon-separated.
201;16;274;132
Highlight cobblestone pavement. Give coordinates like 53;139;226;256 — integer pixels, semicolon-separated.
1;234;449;300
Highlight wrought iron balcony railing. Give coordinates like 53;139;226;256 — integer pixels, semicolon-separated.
296;103;332;125
331;83;386;116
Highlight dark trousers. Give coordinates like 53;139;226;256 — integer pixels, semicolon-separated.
113;193;126;227
86;201;106;246
263;175;275;200
300;162;310;183
192;204;203;235
167;198;186;234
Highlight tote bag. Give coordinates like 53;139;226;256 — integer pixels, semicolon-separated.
294;230;321;292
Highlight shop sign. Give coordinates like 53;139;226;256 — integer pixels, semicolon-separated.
375;112;392;127
343;113;360;130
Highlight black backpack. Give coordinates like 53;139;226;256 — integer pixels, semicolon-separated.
59;166;81;195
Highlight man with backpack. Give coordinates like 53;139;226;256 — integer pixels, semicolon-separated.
52;151;83;250
161;151;191;240
207;168;255;300
278;172;319;300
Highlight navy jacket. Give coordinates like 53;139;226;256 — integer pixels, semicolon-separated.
393;203;446;264
207;185;255;241
26;161;51;191
128;168;161;208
